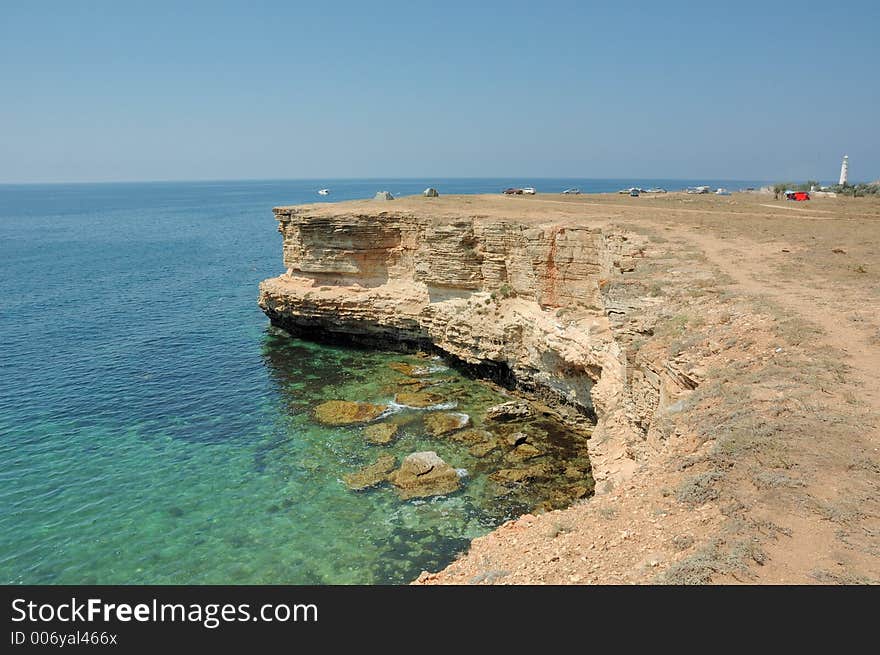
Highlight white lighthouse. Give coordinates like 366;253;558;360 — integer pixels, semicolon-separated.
839;154;849;186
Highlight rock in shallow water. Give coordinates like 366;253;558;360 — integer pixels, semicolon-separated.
485;401;533;422
450;428;494;444
364;422;399;444
388;362;433;377
314;400;389;425
343;455;397;491
424;412;470;436
564;465;587;480
394;391;445;408
388;451;461;499
489;462;553;485
469;440;499;457
393;378;429;388
507;443;543;461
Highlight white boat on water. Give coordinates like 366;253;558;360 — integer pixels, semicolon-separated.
317;188;330;196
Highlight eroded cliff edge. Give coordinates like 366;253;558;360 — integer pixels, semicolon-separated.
256;194;880;584
257;197;699;493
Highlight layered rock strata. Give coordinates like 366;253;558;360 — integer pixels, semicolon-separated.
258;199;700;491
260;207;611;417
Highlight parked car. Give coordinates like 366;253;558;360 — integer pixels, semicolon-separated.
522;187;536;195
562;188;581;194
503;187;523;195
629;189;640;197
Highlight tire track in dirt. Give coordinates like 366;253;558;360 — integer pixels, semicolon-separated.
671;227;880;583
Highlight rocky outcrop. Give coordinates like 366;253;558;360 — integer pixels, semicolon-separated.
485;401;533;422
394;391;445;408
343;455;397;491
314;400;389;425
424;412;470;436
259;205;610;418
343;450;462;498
364;423;399;444
388;451;461;499
259;198;703;493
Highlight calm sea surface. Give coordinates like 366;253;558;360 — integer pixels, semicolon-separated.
0;178;766;583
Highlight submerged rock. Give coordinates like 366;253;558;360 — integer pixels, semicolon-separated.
564;465;587;480
388;451;461;499
485;401;533;422
389;362;417;376
469;440;499;457
394;378;430;388
382;380;428;398
388;362;433;377
424;412;470;436
314;400;389;425
566;484;592;499
489;462;554;486
343;455;397;491
394;391;445;408
489;468;531;485
438;427;498;456
538;483;594;512
449;428;494;444
507;443;543;461
364;423;399;444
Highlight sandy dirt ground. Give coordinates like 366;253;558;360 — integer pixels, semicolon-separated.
411;191;880;584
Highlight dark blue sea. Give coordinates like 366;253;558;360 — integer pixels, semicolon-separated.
0;178;767;584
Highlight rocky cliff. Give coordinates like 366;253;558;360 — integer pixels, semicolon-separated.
258;197;699;489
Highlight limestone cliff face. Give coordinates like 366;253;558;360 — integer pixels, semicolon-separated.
258;202;697;488
260;207;610;417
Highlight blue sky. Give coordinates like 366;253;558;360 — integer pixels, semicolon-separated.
2;1;878;183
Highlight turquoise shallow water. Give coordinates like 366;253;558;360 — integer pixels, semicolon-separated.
0;178;764;584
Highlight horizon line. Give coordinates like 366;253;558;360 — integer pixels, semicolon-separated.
0;175;786;187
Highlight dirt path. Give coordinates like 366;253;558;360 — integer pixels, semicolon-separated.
670;227;880;583
680;229;880;404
